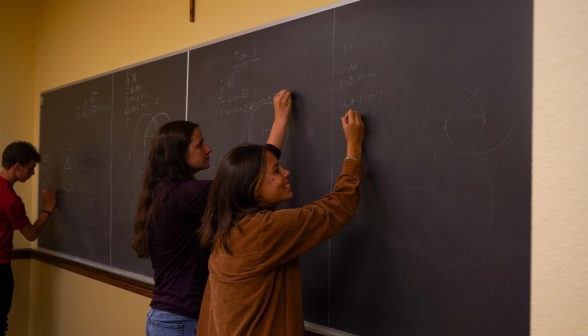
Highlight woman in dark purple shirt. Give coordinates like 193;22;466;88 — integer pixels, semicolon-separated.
133;89;292;336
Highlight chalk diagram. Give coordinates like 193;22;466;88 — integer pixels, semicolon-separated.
133;113;171;173
61;148;77;192
247;101;277;143
425;86;516;156
400;85;517;265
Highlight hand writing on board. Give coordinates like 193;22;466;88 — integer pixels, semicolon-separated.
42;189;57;212
266;89;293;150
341;109;365;159
273;89;292;125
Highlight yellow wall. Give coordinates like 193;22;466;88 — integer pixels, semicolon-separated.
1;0;587;335
0;1;37;334
0;0;37;249
533;1;588;335
26;259;150;336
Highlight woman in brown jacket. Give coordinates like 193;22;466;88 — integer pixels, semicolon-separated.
198;109;365;336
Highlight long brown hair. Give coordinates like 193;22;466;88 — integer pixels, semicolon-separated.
199;144;268;254
132;120;199;258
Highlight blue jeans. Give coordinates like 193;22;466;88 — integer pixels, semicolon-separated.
146;309;198;336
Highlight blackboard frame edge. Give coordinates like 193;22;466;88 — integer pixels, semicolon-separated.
11;248;345;336
11;248;153;298
305;321;358;336
35;247;154;284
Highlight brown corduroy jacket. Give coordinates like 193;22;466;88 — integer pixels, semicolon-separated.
197;160;363;336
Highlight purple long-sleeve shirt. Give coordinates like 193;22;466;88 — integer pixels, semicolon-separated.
149;179;212;318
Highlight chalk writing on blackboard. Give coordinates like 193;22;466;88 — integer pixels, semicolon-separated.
233;46;259;68
339;90;384;108
40;154;55;191
124;68;156;130
336;43;385;109
219;94;273;117
342;44;357;55
76;92;100;123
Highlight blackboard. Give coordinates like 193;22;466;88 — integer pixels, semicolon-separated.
38;0;532;334
110;53;189;276
39;75;112;266
39;53;188;277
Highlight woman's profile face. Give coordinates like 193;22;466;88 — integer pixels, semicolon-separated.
186;127;212;172
255;151;293;206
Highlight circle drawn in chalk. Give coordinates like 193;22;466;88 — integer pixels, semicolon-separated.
247;102;275;144
425;86;516;156
133;113;171;173
61;148;76;192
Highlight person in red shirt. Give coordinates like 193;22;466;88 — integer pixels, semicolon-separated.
0;141;56;336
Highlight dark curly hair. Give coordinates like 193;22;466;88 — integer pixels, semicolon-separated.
2;141;41;169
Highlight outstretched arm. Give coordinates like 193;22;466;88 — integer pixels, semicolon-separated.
255;109;365;270
19;189;56;241
266;89;292;150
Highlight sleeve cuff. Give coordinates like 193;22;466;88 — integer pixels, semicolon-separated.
342;158;364;179
264;143;282;160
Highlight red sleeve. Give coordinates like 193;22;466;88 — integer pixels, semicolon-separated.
8;197;32;230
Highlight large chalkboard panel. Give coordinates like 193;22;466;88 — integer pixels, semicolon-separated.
39;75;112;265
327;1;531;335
39;54;188;279
38;0;531;335
111;53;188;276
